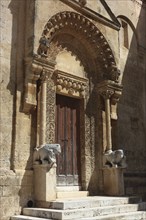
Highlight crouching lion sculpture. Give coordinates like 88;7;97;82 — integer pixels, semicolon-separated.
104;149;127;168
33;144;61;166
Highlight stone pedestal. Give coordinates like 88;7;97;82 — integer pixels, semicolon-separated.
33;164;56;202
103;167;125;196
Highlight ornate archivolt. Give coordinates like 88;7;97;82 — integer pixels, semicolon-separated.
37;11;120;83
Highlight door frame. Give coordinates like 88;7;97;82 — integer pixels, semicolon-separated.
45;70;88;191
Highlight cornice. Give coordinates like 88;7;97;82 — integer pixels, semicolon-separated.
60;0;120;30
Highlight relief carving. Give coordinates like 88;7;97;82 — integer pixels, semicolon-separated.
54;70;88;98
38;11;120;83
46;79;56;143
97;80;123;105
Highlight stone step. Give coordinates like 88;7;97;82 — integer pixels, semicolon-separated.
23;202;146;220
51;196;142;210
80;211;146;220
56;191;89;199
11;211;146;220
11;215;52;220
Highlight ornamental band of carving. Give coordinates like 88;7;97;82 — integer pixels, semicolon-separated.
46;78;56;144
38;11;120;83
54;70;88;98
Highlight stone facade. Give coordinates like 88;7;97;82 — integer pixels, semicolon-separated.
0;0;146;219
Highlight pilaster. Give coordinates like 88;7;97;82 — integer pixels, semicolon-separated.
97;80;123;152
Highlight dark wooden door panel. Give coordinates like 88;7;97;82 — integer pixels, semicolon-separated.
55;94;81;186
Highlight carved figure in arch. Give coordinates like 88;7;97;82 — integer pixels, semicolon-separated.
109;65;121;82
37;36;50;57
33;144;61;166
104;149;127;168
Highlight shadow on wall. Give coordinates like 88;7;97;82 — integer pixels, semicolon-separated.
7;0;36;212
85;85;104;195
115;1;146;197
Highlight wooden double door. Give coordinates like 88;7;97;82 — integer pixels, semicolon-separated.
55;94;81;186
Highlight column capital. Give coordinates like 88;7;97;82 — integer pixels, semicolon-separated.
97;80;123;103
99;89;114;100
40;68;52;82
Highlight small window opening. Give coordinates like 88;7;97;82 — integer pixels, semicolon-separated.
121;20;129;49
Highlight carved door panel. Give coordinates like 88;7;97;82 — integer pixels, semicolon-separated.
55;94;81;186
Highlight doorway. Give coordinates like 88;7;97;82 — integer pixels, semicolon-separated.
55;94;81;186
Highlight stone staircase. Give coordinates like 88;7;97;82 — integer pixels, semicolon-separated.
11;196;146;220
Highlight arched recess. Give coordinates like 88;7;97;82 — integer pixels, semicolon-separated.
37;11;120;83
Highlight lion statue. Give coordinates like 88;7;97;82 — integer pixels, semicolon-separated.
33;143;61;166
104;149;127;168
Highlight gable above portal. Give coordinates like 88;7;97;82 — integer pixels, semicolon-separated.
60;0;120;29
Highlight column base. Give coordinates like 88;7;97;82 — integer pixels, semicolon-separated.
103;167;125;196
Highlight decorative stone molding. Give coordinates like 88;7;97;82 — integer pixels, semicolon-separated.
37;11;120;83
54;70;88;98
60;0;120;29
23;57;56;113
99;89;114;100
46;79;56;144
97;80;123;105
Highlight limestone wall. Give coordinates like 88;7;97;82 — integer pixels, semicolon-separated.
0;1;34;219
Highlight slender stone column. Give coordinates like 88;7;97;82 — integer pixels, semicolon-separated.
100;89;114;152
39;70;49;145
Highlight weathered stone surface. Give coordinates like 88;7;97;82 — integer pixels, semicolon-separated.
34;165;56;201
21;198;146;219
